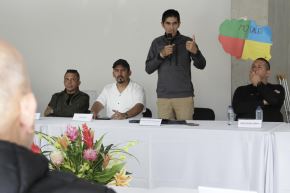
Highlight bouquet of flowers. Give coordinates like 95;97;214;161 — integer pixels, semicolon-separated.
34;123;136;186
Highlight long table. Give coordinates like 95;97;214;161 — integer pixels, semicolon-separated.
35;117;287;193
272;124;290;193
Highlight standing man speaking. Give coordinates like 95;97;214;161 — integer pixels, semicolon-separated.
145;9;206;120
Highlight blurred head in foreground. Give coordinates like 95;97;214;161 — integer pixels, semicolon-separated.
0;40;36;149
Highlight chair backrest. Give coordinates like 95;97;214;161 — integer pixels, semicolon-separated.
143;108;152;118
192;107;215;120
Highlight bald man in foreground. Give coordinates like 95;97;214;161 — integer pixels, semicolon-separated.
0;40;115;193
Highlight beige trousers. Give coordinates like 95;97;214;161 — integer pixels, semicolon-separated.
157;97;194;120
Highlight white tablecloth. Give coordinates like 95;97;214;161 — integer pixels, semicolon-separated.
111;186;198;193
272;123;290;193
35;117;286;193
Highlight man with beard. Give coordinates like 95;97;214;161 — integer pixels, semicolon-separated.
91;59;145;119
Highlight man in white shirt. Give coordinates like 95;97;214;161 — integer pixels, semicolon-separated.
91;59;146;119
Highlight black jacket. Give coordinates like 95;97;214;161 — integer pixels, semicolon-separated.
232;83;285;122
0;140;115;193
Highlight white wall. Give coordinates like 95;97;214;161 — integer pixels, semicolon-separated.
0;0;231;120
231;0;269;96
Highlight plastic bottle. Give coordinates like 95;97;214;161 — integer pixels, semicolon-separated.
255;106;263;121
227;105;235;125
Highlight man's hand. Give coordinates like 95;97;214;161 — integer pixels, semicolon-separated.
92;112;98;119
186;34;198;54
160;44;175;58
249;71;261;86
111;110;127;120
44;106;53;116
90;101;103;119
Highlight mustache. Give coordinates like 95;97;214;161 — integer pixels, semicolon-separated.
116;76;125;83
117;75;124;79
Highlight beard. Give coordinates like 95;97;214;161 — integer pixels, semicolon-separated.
116;76;125;83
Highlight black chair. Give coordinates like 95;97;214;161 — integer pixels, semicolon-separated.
143;108;152;118
192;107;215;120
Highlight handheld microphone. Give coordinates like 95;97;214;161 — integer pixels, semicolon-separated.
165;33;173;62
166;33;173;45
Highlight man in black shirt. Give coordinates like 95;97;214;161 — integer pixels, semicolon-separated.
232;58;285;122
44;69;89;117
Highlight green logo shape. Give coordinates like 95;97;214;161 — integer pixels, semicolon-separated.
219;19;250;39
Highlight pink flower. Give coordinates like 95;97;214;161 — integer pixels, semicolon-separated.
83;148;98;161
65;125;79;141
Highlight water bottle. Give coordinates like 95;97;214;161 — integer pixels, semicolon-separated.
227;105;235;125
255;106;263;121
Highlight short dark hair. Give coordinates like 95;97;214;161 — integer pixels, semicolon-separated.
65;69;80;80
162;9;180;23
112;59;130;71
255;58;270;70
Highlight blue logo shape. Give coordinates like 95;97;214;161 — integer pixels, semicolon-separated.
246;20;272;44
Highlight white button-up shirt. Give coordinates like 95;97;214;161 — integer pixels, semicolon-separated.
97;80;146;118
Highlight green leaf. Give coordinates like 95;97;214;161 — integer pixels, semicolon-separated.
35;131;57;146
93;163;125;183
94;134;106;151
104;144;113;154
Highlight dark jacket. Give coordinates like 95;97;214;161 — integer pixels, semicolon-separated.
48;90;89;117
232;83;285;122
145;31;206;98
0;140;116;193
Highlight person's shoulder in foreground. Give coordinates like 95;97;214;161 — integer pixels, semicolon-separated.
0;140;116;193
0;39;115;193
34;171;116;193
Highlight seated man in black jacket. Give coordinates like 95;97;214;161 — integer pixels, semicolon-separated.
0;40;115;193
232;58;285;122
44;69;90;117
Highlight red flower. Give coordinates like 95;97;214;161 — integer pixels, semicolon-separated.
82;123;94;148
31;143;41;154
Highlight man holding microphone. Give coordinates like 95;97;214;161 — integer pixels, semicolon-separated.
145;9;206;120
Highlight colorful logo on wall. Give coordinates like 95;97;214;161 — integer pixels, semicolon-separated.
218;19;272;60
